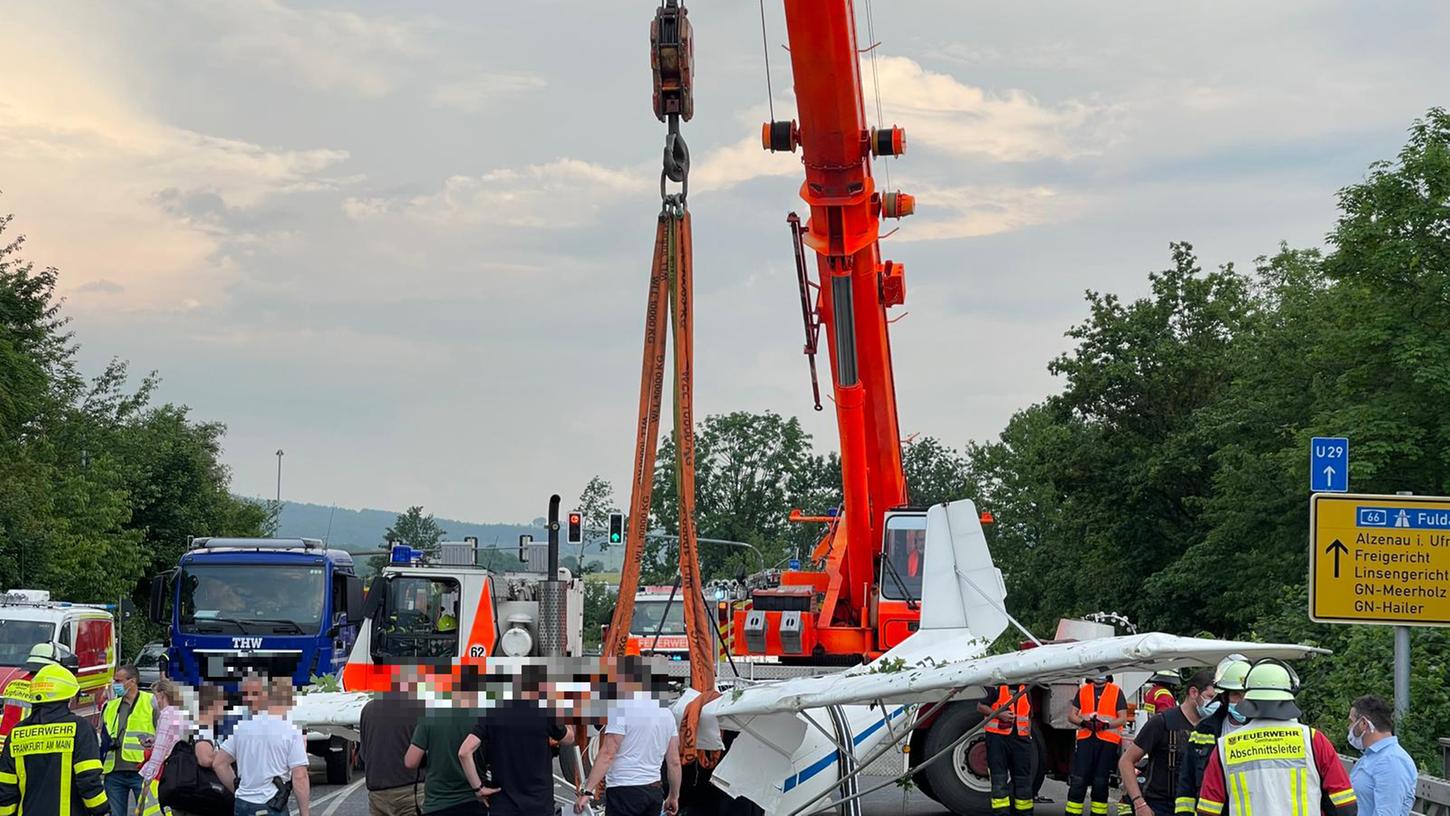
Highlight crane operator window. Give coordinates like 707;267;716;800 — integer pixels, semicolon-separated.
375;576;461;660
880;514;926;601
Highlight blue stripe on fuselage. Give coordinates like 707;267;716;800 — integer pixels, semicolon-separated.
780;706;910;792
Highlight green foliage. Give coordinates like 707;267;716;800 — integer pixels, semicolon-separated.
967;109;1450;768
0;207;266;618
384;506;447;550
582;579;616;650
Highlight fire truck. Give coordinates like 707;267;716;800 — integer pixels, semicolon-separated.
0;590;117;750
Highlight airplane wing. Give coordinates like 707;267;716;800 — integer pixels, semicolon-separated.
706;633;1327;722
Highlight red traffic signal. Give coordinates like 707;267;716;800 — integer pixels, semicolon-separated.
567;512;583;544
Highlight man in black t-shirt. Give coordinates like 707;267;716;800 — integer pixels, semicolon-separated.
360;696;425;816
1118;670;1216;816
458;669;573;816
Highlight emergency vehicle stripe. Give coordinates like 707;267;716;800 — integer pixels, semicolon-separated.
1328;789;1356;805
74;758;102;774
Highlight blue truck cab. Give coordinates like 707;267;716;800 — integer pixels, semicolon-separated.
150;538;365;783
151;537;364;691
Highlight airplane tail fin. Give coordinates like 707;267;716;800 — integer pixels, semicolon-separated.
912;499;1009;647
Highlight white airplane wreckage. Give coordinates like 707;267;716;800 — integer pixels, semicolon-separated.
293;500;1326;816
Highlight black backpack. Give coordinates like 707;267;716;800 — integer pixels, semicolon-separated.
157;738;235;812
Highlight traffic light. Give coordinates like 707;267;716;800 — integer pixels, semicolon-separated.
608;513;624;546
567;512;583;544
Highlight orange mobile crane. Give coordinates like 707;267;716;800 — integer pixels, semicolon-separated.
729;0;945;664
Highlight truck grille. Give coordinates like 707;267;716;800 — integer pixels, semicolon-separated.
196;651;304;683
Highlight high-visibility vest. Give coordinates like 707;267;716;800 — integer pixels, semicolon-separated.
985;684;1031;737
1214;721;1320;816
1075;682;1123;744
101;691;155;772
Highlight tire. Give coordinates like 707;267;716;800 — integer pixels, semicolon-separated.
325;736;354;785
920;704;994;816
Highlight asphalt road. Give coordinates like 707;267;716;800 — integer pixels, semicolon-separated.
299;768;1079;816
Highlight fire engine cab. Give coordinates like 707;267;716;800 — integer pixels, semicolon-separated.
0;589;117;749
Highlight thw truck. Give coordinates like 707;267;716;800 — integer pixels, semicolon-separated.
150;538;364;782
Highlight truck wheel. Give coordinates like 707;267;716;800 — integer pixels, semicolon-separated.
325;736;354;785
920;704;993;816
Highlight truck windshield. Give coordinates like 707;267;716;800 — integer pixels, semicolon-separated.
178;564;326;634
630;601;685;636
880;513;926;602
0;619;58;667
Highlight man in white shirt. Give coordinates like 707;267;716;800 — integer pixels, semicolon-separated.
214;678;311;816
575;662;680;816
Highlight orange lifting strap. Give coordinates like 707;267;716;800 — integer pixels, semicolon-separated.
604;1;716;764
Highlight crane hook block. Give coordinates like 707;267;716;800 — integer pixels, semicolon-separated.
882;191;915;219
869;126;906;157
762;120;799;153
651;0;694;123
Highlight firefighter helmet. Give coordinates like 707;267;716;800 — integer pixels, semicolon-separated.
1238;658;1302;720
25;642;80;673
1213;655;1251;692
29;663;81;704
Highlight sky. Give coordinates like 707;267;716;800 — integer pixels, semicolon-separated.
2;1;1447;523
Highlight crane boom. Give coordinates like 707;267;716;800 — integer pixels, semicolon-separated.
775;0;910;652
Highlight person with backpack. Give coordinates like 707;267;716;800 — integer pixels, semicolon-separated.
157;685;233;816
136;680;184;816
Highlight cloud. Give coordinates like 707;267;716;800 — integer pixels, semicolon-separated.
899;184;1073;242
343;158;651;228
191;0;427;97
0;12;350;310
691;133;801;192
429;73;549;113
75;279;124;295
873;56;1102;162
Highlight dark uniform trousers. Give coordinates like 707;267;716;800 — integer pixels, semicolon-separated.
1066;738;1117;816
0;703;109;816
606;783;665;816
986;731;1035;816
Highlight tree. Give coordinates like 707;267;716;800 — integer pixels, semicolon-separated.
384;506;447;552
902;436;973;507
576;475;617;531
1;206;267;658
650;411;817;580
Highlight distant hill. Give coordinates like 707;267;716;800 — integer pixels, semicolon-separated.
265;500;625;575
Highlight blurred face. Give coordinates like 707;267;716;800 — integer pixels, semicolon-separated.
1189;686;1216;707
1226;690;1245;705
242;678;265;712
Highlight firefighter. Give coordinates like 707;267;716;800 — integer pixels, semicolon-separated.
1174;656;1250;816
1142;670;1180;717
0;663;109;815
1066;674;1128;816
978;684;1035;816
1194;659;1357;816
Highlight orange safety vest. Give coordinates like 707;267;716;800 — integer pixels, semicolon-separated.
1075;682;1123;744
907;549;921;577
984;684;1031;737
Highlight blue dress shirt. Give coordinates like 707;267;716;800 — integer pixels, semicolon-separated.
1350;735;1417;816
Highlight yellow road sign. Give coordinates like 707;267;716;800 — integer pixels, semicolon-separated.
1309;493;1450;626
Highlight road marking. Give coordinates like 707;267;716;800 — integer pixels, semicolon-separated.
296;778;366;816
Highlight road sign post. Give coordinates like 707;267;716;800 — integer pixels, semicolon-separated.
1310;437;1349;492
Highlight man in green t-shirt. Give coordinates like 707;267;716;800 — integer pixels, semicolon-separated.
405;704;485;816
